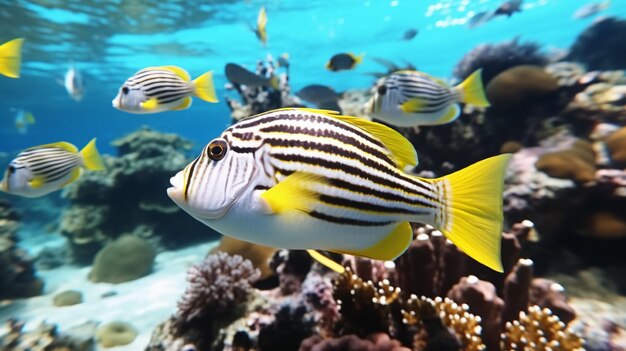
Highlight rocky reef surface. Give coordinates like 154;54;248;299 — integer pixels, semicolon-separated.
0;199;43;299
60;127;220;264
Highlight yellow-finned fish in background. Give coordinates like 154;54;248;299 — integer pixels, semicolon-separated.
326;52;364;71
366;69;490;127
254;6;268;46
0;38;24;79
1;138;105;198
167;108;511;272
112;66;218;114
14;109;35;134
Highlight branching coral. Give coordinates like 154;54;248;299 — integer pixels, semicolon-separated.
177;252;261;324
501;306;584;351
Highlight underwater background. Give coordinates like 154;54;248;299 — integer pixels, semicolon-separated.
1;0;626;350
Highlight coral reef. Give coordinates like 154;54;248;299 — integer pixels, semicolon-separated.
210;236;277;280
60;127;220;264
0;319;95;351
225;55;303;121
0;199;43;299
95;321;138;348
88;235;156;283
453;38;548;84
566;17;626;71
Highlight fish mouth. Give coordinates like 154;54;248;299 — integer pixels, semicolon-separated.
167;171;227;220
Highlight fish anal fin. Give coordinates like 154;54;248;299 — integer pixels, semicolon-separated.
260;172;324;214
331;221;412;261
173;97;192;110
62;168;82;187
435;104;461;125
0;38;24;78
160;65;191;81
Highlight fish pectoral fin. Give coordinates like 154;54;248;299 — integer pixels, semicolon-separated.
62;168;82;187
172;97;192;110
400;98;427;113
141;98;159;110
160;65;191;81
307;250;345;273
29;176;46;189
331;221;413;261
260;172;323;214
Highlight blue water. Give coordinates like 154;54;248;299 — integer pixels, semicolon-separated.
1;0;623;155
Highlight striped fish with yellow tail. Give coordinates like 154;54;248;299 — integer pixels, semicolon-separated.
167;108;511;272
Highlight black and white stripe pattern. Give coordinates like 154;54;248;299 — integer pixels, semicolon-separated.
126;68;193;105
378;71;458;114
186;109;448;228
12;147;80;183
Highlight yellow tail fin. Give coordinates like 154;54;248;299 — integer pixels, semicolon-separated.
192;71;218;103
351;53;365;66
434;154;512;272
25;112;35;124
80;138;105;171
0;38;24;78
456;69;490;107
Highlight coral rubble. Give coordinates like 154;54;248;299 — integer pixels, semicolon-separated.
60;127;220;264
0;319;94;351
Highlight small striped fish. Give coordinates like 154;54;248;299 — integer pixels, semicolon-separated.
167;108;511;272
367;69;490;127
112;65;218;114
1;139;104;198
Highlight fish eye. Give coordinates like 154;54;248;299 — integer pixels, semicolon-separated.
207;139;228;161
377;85;387;95
7;165;15;174
122;86;129;95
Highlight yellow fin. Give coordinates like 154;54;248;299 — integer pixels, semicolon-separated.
435;104;461;125
30;141;78;153
192;71;218;103
257;6;267;31
455;69;490;107
29;175;46;189
62;168;82;187
349;53;365;66
307;250;345;273
317;109;418;168
160;65;191;81
0;38;24;79
173;97;192;110
25;112;35;124
141;98;159;110
260;172;323;214
400;97;426;113
268;75;280;90
79;138;105;171
434;154;512;272
333;222;413;261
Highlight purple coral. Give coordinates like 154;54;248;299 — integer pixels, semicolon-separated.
177;252;261;323
453;38;548;84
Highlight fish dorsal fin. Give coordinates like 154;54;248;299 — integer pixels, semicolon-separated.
330;221;413;261
305;108;418;168
160;65;191;81
30;141;78;153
